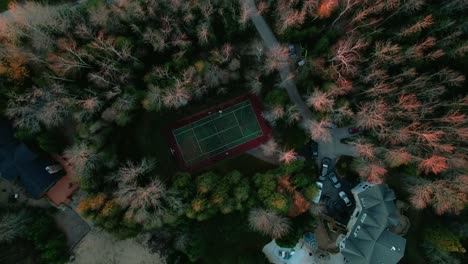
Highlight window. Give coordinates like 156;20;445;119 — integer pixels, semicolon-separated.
360;213;367;223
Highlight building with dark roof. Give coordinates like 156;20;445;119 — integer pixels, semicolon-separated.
337;182;406;264
0;120;64;199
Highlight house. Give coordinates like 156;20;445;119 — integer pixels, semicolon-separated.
0;120;67;200
336;182;406;264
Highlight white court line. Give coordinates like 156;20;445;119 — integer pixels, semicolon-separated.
173;129;203;163
191;128;204;154
197;124;239;142
173;103;250;135
174;101;264;164
186;130;263;163
233;111;244;137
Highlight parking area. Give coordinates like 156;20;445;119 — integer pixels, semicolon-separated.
316;158;356;225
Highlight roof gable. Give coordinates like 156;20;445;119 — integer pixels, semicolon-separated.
342;184;406;264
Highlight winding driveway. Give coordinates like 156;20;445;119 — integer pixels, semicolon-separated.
243;0;358;163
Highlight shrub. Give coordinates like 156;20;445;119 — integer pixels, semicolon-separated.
265;193;290;213
265;89;289;106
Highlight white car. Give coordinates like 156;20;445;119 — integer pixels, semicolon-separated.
313;182;323;204
339;191;352;207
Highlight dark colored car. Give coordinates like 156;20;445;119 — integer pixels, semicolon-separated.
348;127;362;134
288;44;297;59
320;158;331;181
311;142;318;160
328;172;341;189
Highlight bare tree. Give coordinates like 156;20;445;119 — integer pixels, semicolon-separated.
276;9;306;33
248;208;291;239
355;100;389;132
399;15;433;37
143;28;167;52
303;119;333;142
162;81;191;109
353;158;387;183
6;84;72;132
409;175;468;215
263;45;290;73
330;36;368;78
0;211;30;243
279;149;298;164
306;90;334;112
260;139;279;157
418;155;448;175
142;85;163;111
64;143;100;177
384;148;412;167
116;159;156;185
115;178;182;222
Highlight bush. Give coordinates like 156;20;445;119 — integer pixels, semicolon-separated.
24;209;69;264
15;129;36;141
279;27;320;43
265;193;290;213
276;231;301;248
37;130;67;153
311;36;330;56
303;184;319;200
265;89;289;107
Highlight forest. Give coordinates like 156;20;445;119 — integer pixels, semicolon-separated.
0;0;467;263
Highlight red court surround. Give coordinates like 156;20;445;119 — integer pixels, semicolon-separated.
166;94;272;171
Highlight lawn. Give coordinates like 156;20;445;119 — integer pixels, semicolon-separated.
193;213;271;264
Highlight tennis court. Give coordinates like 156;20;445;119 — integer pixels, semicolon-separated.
172;100;264;166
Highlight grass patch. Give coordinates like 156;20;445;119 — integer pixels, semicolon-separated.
205;153;278;176
193;213;270;264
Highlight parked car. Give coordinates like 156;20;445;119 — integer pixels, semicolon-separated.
311;142;318;160
339;191;352;207
288;44;297;59
348;127;363;134
328;172;341;189
313;182;323;203
320;158;331;181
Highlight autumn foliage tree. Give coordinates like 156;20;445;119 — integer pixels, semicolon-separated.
409;175;468;215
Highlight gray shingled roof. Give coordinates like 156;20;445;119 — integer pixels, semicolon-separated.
340;184;406;264
0;120;63;198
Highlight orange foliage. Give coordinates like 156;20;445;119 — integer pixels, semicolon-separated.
288;192;311;217
318;0;338;19
100;199;119;217
77;193;107;214
278;175;295;193
0;51;29;81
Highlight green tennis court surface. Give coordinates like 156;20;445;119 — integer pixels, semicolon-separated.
173;100;263;165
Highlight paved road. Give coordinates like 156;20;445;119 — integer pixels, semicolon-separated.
54;207;91;251
244;0;357;164
244;0;314;120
